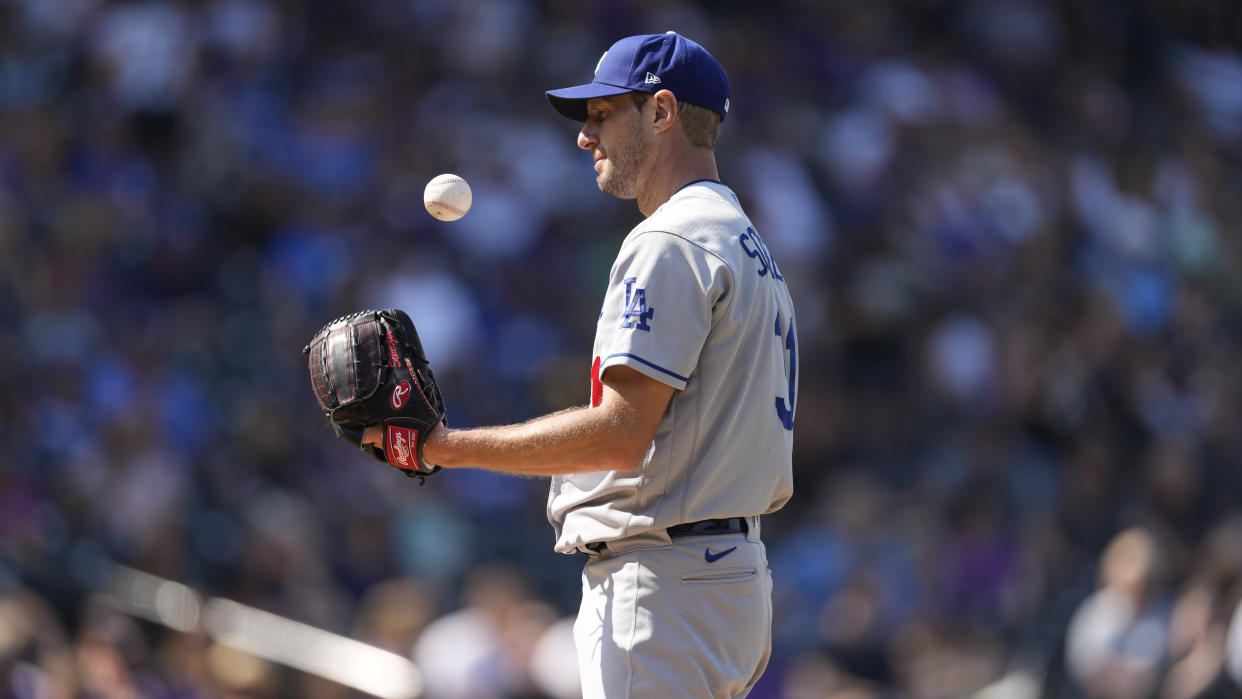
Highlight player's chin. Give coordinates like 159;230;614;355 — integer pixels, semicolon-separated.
595;173;616;196
597;183;633;200
596;173;636;200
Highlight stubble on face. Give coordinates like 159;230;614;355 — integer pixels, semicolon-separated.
596;108;652;200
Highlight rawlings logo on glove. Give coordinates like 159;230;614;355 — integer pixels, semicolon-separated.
391;382;411;409
388;426;416;468
304;309;447;480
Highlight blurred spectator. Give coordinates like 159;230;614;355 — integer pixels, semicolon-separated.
351;576;440;655
0;585;76;699
528;616;581;699
74;596;165;698
1161;580;1228;699
1065;527;1171;698
412;563;557;699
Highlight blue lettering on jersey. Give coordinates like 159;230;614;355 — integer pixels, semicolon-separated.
739;227;784;281
620;277;654;331
775;311;797;430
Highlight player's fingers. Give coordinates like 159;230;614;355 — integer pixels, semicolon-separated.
362;424;384;449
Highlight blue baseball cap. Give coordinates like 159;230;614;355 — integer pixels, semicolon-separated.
546;32;730;123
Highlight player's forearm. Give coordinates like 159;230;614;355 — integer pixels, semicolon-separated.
424;405;648;476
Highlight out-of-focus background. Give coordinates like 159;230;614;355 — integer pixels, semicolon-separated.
3;0;1242;697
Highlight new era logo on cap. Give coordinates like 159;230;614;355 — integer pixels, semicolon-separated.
546;32;731;123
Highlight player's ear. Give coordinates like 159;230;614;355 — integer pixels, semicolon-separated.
651;89;678;134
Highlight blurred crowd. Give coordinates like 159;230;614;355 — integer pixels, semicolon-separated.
3;0;1242;697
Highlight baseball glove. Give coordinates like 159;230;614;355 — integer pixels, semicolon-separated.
304;309;447;480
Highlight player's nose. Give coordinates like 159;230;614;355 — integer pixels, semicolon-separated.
577;127;597;151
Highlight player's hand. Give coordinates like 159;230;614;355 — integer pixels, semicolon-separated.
362;424;384;450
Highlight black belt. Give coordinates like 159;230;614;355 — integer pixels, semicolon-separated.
585;517;749;553
668;517;749;538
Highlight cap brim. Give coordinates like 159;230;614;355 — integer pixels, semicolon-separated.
545;83;632;122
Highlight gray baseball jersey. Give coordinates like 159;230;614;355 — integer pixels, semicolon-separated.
548;180;797;553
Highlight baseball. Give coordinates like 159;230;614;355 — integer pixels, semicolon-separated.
423;173;472;221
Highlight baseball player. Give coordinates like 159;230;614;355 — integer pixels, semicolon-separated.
359;32;797;697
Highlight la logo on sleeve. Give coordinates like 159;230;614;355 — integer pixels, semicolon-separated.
619;277;654;331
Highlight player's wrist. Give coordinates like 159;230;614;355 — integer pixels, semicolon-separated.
421;425;453;468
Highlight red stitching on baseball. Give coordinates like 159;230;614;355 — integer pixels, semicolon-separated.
427;200;466;216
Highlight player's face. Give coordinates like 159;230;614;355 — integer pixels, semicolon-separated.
578;95;654;200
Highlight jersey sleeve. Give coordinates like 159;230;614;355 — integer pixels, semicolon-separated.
594;231;727;390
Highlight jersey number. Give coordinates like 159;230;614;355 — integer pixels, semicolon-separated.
775;313;797;430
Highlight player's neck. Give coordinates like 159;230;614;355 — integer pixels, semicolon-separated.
637;146;719;218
